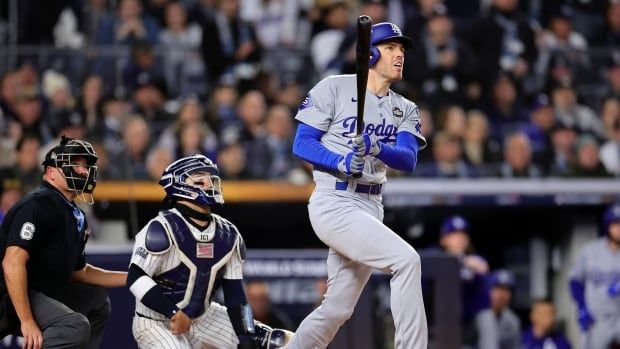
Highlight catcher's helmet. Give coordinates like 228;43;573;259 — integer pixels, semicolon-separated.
603;203;620;235
159;154;224;207
42;135;98;194
369;22;413;66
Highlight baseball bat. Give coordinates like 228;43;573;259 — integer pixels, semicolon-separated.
352;16;371;179
356;15;372;136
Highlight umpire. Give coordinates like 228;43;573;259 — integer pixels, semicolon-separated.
0;136;127;349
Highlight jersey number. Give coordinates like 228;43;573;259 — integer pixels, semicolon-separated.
20;222;35;240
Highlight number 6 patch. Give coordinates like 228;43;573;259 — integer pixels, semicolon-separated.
20;222;35;240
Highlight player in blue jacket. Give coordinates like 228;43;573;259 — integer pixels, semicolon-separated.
438;215;489;321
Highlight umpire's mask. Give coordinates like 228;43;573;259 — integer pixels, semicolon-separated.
43;136;99;203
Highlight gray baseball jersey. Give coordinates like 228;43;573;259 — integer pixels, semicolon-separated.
283;74;428;349
296;74;426;185
569;238;620;348
130;209;243;349
475;308;522;349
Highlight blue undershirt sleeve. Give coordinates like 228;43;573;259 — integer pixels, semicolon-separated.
293;123;343;172
569;279;587;310
376;131;419;172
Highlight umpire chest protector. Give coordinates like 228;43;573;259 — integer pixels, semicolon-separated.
146;210;241;318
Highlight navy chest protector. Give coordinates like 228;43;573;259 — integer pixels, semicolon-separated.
154;212;238;318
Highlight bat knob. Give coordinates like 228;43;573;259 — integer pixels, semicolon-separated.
358;15;372;24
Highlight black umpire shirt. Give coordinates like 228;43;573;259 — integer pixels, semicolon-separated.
0;181;88;298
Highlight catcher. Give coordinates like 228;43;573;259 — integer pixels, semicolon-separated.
127;155;292;349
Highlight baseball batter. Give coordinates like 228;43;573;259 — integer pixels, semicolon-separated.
127;155;292;349
569;203;620;349
282;22;428;349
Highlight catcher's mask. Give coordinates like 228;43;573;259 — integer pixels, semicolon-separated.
42;136;99;203
159;154;224;207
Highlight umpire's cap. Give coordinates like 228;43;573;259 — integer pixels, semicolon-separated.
440;215;469;237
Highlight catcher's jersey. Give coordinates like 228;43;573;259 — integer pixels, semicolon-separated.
130;209;244;320
569;238;620;317
295;74;426;184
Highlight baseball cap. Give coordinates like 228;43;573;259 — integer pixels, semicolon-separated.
134;73;168;97
49;109;86;136
530;94;551;111
550;120;578;133
361;0;387;5
489;269;515;289
0;171;23;195
428;3;449;19
603;203;620;225
439;215;469;236
550;5;573;20
42;70;70;100
606;51;620;70
574;134;599;152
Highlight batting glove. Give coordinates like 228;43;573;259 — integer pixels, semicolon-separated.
338;152;364;177
608;280;620;297
577;308;594;332
353;134;381;157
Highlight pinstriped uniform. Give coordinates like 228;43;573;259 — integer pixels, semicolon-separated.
130;209;244;349
132;302;238;349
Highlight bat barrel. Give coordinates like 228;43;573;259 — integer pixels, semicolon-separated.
356;15;372;136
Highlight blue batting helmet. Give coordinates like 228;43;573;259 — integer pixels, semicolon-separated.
440;215;469;237
603;203;620;234
369;22;413;66
159;155;224;206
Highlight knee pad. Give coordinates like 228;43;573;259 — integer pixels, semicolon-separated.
254;321;294;349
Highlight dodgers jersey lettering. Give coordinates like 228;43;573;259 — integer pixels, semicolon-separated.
296;74;426;184
570;238;620;318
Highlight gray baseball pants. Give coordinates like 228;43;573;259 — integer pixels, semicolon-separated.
283;190;428;349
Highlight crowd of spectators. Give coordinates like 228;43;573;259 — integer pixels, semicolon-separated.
1;0;620;196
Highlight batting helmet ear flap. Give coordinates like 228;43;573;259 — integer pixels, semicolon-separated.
369;46;381;66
